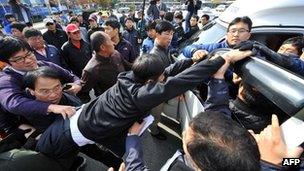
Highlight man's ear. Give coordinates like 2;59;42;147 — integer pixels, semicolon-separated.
28;88;35;96
99;44;104;51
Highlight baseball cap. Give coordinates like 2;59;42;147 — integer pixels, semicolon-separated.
43;18;55;25
66;24;80;33
88;14;97;21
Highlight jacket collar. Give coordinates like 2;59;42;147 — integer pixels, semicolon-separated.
155;42;168;53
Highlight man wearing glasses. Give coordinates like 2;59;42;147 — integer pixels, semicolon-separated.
182;16;252;59
42;18;68;51
0;37;81;124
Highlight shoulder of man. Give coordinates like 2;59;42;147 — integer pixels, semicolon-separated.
83;56;99;72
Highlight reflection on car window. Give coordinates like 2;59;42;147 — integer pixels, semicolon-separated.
178;22;227;54
194;22;226;45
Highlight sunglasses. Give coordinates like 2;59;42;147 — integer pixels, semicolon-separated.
46;23;54;26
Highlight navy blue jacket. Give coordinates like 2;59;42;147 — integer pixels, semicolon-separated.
122;28;141;58
115;38;136;64
183;40;229;58
33;45;64;68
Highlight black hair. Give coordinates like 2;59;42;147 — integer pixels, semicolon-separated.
10;22;27;32
149;0;156;5
164;12;174;22
24;28;42;38
145;20;157;31
124;17;134;23
191;15;199;22
104;19;121;30
90;31;107;52
174;13;183;20
187;111;260;171
4;13;15;20
69;16;79;23
228;16;252;32
132;54;165;83
201;14;210;21
155;20;174;34
0;36;31;63
282;36;304;55
24;66;62;90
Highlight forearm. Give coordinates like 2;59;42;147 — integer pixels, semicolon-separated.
204;78;231;117
135;57;225;111
125;135;148;171
163;58;194;77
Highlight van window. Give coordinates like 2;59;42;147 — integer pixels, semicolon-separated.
250;32;303;51
178;22;226;53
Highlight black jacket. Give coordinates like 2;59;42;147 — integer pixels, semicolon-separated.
81;51;126;101
184;25;199;40
150;43;175;68
61;40;92;77
77;57;225;143
230;98;270;133
43;29;68;51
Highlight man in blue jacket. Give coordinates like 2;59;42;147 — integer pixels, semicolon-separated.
24;28;67;68
183;16;252;58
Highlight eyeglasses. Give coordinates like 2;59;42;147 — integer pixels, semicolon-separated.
228;28;249;34
37;85;62;96
9;51;35;64
46;23;54;26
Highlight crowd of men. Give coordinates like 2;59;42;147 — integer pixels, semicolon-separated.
0;0;304;170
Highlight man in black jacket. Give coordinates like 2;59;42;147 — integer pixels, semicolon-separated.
80;32;126;102
183;15;199;40
104;20;136;65
149;20;176;139
62;24;92;78
35;49;252;163
42;18;68;51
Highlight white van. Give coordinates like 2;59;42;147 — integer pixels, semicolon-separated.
162;0;304;131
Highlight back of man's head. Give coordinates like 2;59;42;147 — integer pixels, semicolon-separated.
281;36;304;55
11;22;27;32
0;36;31;63
202;14;210;21
228;16;252;32
24;66;62;90
90;31;107;53
186;111;260;171
164;12;174;22
155;20;174;34
23;28;42;38
146;20;157;31
104;19;121;30
132;54;165;83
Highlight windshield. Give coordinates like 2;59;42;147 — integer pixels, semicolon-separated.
178;21;227;57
